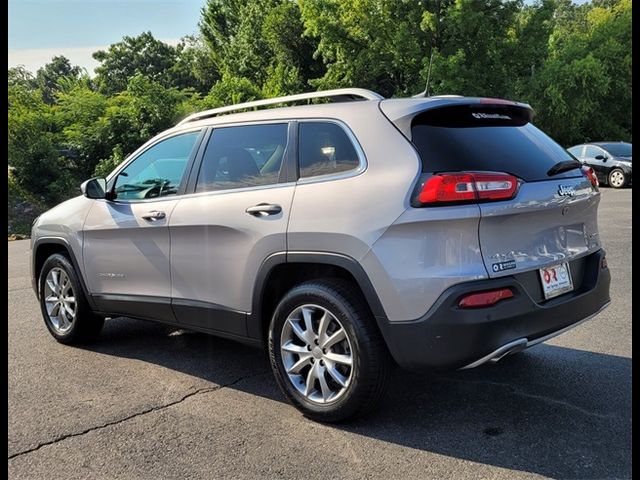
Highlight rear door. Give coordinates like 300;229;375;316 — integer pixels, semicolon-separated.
410;104;601;282
169;122;295;337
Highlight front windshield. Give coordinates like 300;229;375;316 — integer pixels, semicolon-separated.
602;143;632;158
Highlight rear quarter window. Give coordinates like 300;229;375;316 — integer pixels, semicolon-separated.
411;105;580;182
298;122;360;178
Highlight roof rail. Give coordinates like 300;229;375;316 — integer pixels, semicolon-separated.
176;88;384;126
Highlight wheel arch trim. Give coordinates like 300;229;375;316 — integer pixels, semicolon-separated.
247;251;388;341
32;236;97;309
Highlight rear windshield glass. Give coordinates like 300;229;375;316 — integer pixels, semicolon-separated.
599;143;632;158
411;105;580;181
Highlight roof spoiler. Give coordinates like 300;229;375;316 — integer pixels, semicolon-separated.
379;97;534;139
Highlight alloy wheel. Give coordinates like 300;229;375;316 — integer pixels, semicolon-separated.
43;267;76;334
280;304;354;404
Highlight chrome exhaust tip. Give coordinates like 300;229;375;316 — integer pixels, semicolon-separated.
461;338;528;370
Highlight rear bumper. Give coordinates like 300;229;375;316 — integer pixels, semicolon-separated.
378;249;611;371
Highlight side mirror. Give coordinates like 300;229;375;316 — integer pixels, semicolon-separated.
81;177;107;199
595;154;607;161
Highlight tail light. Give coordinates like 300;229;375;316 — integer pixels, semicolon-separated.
582;165;599;190
417;172;519;205
458;288;514;309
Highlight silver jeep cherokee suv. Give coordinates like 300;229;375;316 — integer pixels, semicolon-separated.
31;88;611;421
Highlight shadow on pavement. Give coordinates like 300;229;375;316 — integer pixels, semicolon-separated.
85;316;631;480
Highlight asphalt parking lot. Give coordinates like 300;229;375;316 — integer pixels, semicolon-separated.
8;188;631;480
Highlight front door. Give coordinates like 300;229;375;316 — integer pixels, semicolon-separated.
169;122;294;337
583;145;608;183
83;130;203;320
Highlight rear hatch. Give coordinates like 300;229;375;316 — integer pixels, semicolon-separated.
383;99;602;281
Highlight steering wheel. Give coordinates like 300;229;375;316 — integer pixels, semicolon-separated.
157;179;171;198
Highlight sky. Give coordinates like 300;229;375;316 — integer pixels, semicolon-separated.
8;0;206;74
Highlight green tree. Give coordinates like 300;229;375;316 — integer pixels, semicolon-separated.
528;0;631;145
171;36;221;94
200;0;319;96
93;32;182;95
200;0;247;71
92;75;199;176
505;0;556;99
261;1;321;94
299;0;428;97
56;85;110;179
202;74;263;109
8;83;72;204
427;0;522;97
8;66;36;89
35;56;83;104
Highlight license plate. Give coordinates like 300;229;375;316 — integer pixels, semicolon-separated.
539;263;574;299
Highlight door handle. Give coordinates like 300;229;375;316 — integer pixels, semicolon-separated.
141;210;166;221
245;203;282;216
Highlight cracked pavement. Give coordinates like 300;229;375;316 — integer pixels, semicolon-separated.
8;374;267;461
8;189;631;479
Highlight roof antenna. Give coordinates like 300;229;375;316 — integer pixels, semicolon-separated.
425;50;434;97
413;50;434;98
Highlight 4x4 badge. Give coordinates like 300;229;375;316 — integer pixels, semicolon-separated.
558;185;575;197
492;260;516;272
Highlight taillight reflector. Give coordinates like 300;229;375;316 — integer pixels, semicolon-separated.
459;288;514;309
582;165;599;189
418;172;519;205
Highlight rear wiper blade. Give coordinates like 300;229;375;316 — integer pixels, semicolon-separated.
547;160;582;176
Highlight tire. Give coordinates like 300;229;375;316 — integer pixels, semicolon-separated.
608;168;627;188
268;279;391;422
38;253;104;344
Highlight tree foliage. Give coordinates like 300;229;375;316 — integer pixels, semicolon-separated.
526;0;632;145
427;0;522;96
35;55;84;103
93;32;193;95
7;0;632;234
299;0;428;97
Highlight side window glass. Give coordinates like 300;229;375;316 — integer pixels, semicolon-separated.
195;124;288;193
298;122;360;178
114;131;199;201
585;146;601;158
567;146;583;158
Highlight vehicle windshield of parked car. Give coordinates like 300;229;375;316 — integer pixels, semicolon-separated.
601;143;632;158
